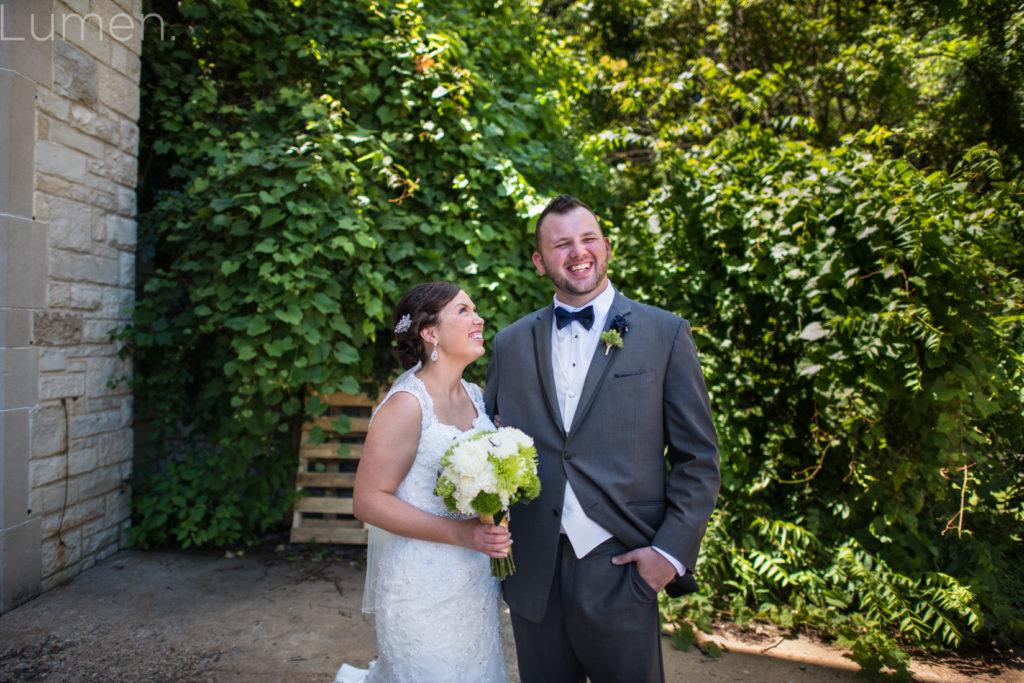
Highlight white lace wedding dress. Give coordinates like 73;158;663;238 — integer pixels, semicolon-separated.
335;367;507;683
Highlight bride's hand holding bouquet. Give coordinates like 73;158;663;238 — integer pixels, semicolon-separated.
434;427;541;579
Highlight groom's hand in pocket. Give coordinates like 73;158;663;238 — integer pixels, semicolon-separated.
611;547;677;593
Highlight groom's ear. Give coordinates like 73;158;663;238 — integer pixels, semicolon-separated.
532;252;546;275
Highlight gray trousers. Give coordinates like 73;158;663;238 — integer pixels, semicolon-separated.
510;535;664;683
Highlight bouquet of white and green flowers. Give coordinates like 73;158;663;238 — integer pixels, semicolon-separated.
434;427;541;579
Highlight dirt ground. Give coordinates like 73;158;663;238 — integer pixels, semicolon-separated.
0;546;1021;682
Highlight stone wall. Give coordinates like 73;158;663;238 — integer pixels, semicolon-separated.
1;0;143;612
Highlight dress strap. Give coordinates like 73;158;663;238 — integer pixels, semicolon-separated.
463;380;487;418
370;364;435;432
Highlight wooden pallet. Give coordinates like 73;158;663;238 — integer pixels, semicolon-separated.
290;390;378;544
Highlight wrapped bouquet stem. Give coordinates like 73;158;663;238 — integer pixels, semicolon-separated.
478;511;514;578
434;428;540;579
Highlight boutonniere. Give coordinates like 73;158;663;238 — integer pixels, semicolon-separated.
601;315;629;355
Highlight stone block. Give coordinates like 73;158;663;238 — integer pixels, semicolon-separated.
70;408;121;438
38;348;67;372
117;185;135;215
79;519;110;557
2;408;31;528
56;9;110;64
40;529;82;576
70;104;119;145
49;118;105;159
86;396;121;412
45;195;95;252
104;214;135;248
38;173;115;215
38;371;86;400
109;31;141;77
42;495;101;536
119;252;134;288
35;178;71;210
90;240;119;261
100;284;132;317
49;249;120;286
37;113;50;141
3;215;48;308
99;428;132;466
53;38;98;106
68;498;106;530
103;144;137;186
64;341;116;359
30;403;68;458
60;0;91;15
3;347;39;408
30;454;67;488
96;61;138;120
118;118;139;155
85;355;128;397
0;70;36;218
119;394;132;428
47;282;101;310
77;463;122;499
78;173;119;212
34;311;84;345
36;140;88;181
39;479;78;515
68;445;99;475
4;307;32;347
36;89;71;121
0;517;43;612
104;488;131;527
82;318;121;343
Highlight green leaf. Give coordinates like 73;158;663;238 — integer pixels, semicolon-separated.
275;305;302;325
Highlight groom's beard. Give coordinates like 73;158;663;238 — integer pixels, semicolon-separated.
543;259;609;301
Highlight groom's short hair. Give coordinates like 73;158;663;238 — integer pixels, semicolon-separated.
535;194;600;247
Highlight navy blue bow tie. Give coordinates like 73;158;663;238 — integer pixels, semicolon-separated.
554;305;595;330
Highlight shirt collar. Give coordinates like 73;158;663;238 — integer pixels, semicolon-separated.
553;282;616;328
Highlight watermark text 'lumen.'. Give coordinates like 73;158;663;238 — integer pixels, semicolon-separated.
0;7;167;43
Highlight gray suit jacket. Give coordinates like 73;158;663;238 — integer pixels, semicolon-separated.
484;291;720;622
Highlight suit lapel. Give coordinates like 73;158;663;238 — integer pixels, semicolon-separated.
531;306;566;435
570;293;633;437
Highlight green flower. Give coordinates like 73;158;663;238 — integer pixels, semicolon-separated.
601;329;623;355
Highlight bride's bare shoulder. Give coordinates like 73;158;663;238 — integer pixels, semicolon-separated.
371;390;422;430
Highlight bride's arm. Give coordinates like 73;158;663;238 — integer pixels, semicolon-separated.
352;392;511;558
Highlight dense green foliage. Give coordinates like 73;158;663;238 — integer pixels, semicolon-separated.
555;0;1024;674
124;0;1023;674
122;0;601;548
646;127;1024;674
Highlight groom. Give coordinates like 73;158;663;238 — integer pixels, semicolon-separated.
484;195;720;682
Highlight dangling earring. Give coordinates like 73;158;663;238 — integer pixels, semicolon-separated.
430;339;438;362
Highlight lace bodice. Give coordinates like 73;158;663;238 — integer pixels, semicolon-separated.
374;366;494;516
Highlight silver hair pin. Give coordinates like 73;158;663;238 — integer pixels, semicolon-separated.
394;314;412;334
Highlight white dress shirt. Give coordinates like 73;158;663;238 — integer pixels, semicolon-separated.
551;284;685;577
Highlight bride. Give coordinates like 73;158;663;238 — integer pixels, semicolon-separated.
335;282;511;683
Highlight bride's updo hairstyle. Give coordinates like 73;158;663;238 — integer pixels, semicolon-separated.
393;281;461;369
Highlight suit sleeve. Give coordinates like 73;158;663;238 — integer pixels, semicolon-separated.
651;319;720;573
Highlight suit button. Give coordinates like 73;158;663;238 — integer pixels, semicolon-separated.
564;452;573;460
552;508;559;517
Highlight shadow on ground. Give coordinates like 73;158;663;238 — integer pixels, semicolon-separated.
1;548;1020;682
